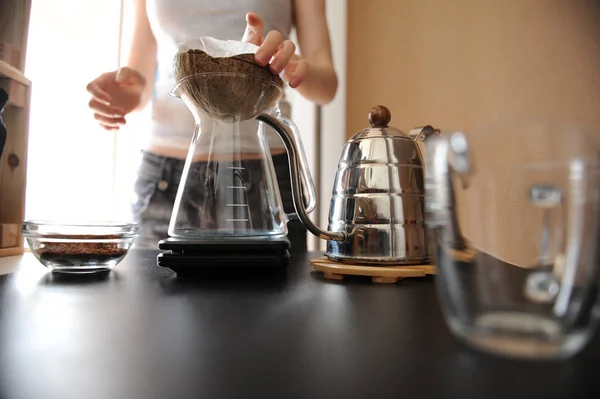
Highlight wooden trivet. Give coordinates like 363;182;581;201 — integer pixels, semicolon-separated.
310;257;436;284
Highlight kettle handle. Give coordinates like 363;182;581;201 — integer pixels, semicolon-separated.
409;125;441;142
257;112;346;242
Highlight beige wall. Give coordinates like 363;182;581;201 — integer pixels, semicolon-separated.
347;0;600;265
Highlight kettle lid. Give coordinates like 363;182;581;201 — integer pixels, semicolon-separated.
351;105;408;140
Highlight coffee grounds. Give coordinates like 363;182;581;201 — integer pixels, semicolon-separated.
173;49;283;120
37;235;127;257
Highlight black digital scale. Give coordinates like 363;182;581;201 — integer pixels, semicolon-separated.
157;236;291;276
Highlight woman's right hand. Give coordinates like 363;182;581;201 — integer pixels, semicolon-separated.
86;67;146;131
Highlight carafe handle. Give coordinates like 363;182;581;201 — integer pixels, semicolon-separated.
267;109;317;219
257;112;346;242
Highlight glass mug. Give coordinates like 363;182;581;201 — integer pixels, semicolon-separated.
425;119;600;360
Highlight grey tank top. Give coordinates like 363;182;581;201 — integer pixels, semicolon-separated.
145;0;293;153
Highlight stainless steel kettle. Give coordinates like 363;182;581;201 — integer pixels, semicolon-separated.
258;105;440;265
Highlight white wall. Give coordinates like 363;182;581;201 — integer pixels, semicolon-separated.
318;0;347;251
286;29;319;251
287;0;347;252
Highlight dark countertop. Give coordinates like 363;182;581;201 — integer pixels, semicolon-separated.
0;250;598;399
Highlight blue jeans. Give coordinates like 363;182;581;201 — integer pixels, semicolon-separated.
131;151;308;253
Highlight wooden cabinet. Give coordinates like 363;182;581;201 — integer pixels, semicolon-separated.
0;0;32;257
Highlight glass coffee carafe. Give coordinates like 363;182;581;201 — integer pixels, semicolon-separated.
157;71;317;272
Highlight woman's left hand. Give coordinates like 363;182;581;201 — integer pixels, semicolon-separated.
242;12;308;89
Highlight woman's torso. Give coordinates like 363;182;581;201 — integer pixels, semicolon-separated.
145;0;294;159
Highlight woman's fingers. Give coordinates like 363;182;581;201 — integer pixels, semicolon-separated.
255;30;283;66
242;13;295;73
86;76;113;105
286;59;309;88
270;40;296;74
242;12;264;46
88;98;125;118
93;112;126;128
86;70;132;130
99;124;120;131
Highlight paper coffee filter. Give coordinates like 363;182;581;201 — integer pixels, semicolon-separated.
177;36;259;58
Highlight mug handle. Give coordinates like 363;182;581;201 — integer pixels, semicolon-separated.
553;159;587;318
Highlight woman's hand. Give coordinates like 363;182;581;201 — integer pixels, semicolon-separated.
86;67;147;131
242;12;308;89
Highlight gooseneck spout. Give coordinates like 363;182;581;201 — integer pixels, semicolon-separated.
257;112;347;243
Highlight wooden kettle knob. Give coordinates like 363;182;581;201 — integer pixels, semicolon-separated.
368;105;391;128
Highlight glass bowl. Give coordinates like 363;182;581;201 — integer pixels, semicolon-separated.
22;221;139;274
